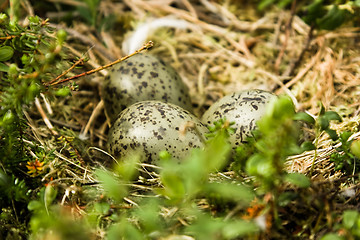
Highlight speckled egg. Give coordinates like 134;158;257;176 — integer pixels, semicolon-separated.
201;89;277;149
102;53;193;122
107;101;208;164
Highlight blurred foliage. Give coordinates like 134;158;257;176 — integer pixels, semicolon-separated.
293;103;360;176
1;1;360;239
233;96;309;190
0;6;72;239
27;97;318;239
76;0;117;31
258;0;360;30
29;124;261;239
28;186;92;240
330;131;360;175
0;13;69;171
321;210;360;239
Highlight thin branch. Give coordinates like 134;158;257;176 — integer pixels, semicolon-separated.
274;0;297;74
283;25;315;77
46;50;90;86
48;41;154;86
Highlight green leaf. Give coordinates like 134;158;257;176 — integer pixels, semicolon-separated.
0;46;14;61
96;169;127;202
107;219;144;240
54;87;71;97
302;0;326;26
204;130;231;171
294;112;315;124
278;191;297;207
326;129;339;141
0;62;9;72
318;116;329;130
339;131;352;142
2;110;14;124
320;233;344;240
114;153;139;181
351;140;360;159
28;200;42;211
133;199;163;234
44;185;57;207
301;141;316;151
319;102;326;115
323;111;342;122
26;82;40;103
222;219;259;238
159;169;185;201
159;150;171;160
268;95;295;120
284;172;310;188
277;0;292;8
288;141;304;156
56;29;67;44
246;154;276;179
8;63;17;75
258;0;275;10
94;202;110;215
343;210;359;229
186;213;226;239
204;182;255;204
317;5;348;30
0;13;7;23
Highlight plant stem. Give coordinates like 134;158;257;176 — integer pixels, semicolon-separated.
309;128;320;176
48;41;154;86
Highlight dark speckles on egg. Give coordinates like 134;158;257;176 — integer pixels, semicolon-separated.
144;109;151;116
137;71;145;79
101;53;193;123
121;68;130;74
162;93;169;101
201;89;277;150
157;107;165;117
107;101;208;165
131;67;138;74
251;102;259;110
150;71;158;78
159;126;166;135
113;148;120;156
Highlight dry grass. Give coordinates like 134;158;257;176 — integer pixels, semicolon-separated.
44;1;360;168
16;0;360;237
25;0;359;190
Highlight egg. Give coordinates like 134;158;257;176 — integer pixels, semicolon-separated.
102;53;193;122
201;89;277;149
107;101;208;164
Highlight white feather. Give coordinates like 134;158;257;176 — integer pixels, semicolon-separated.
122;16;190;55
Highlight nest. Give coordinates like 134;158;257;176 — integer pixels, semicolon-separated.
19;0;360;238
